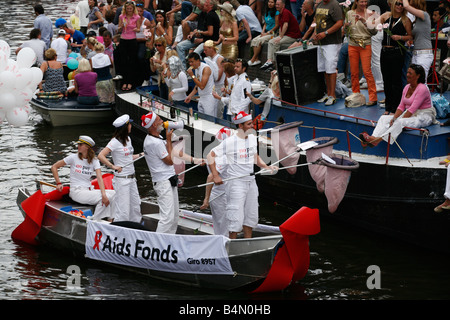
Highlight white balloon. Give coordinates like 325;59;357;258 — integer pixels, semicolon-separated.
0;51;7;73
0;110;5;124
16;47;36;69
6;107;29;127
30;66;43;86
0;40;10;59
5;59;18;73
14;87;33;108
15;68;33;90
0;70;16;92
0;92;16;112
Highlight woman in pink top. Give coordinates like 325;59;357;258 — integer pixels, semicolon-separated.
359;64;437;147
74;58;100;105
118;1;143;91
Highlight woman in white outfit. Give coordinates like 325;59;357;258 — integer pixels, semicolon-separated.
51;135;116;221
98;114;142;223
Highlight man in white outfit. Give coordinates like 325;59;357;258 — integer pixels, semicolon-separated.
204;40;226;118
185;52;217;117
207;112;277;239
51;29;69;63
142;111;179;234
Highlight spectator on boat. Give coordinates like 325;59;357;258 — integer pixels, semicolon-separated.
51;135;116;221
403;0;434;82
378;0;412;115
102;30;115;62
432;7;450;32
74;58;100;105
185;52;216;116
77;0;90;35
16;28;46;66
118;0;143;91
105;9;118;36
311;0;343;106
51;29;70;64
150;37;172;100
207;111;277;239
57;19;86;53
82;35;99;60
136;2;154;86
141;111;180;233
98;115;142;222
212;58;251;118
230;0;262;58
289;0;318;48
200;127;233;236
345;0;378;106
179;0;201;41
176;0;221;67
359;64;438;148
204;40;226;118
246;69;280;121
33;4;53;49
39;48;67;94
260;0;301;73
215;2;239;62
434;155;450;212
164;55;189;108
87;0;105;35
92;42;115;103
249;0;279;66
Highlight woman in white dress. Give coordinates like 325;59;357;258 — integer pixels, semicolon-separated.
51;135;116;221
98;115;143;223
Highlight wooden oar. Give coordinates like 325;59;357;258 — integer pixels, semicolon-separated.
36;180;58;188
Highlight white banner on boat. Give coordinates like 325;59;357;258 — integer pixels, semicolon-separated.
85;220;234;275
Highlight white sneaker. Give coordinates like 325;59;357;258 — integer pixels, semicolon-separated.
317;94;329;103
142;80;149;86
113;75;123;80
248;60;261;66
359;78;367;85
376;84;384;92
325;96;336;106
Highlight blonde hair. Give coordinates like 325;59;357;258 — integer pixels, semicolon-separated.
44;48;57;60
154;36;167;47
94;41;105;53
410;0;426;11
271;75;279;92
77;58;92;73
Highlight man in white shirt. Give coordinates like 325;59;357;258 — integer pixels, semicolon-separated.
142;111;179;234
185;52;217;117
212;58;251;118
230;0;262;58
51;29;69;63
77;0;90;35
207;111;277;239
16;28;46;66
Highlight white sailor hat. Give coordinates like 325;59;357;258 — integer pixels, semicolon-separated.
76;135;95;147
215;127;232;141
113;114;132;128
141;111;156;129
232;111;252;124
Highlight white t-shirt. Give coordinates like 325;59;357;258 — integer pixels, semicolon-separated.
106;137;135;176
143;135;176;182
64;153;101;188
51;37;69;63
235;5;262;33
212;134;257;180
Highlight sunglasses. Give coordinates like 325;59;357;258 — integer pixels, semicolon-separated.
395;2;403;6
155;44;164;47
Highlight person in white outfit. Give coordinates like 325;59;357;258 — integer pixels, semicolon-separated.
185;52;217;117
203;40;226;118
51;135;116;221
207;112;277;239
200;127;233;236
51;29;69;63
98;115;142;223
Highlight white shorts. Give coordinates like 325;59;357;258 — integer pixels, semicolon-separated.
225;178;259;233
317;43;342;74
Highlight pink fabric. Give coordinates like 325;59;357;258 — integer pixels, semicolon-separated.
172;138;186;187
397;83;432;114
324;166;352;213
119;14;140;39
271;126;300;174
306;145;333;193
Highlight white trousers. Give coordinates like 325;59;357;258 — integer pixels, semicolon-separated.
225;178;259;233
412;52;434;82
112;177;141;223
371;31;383;86
198;94;217;117
444;165;450;199
372;112;434;144
70;187;116;221
209;185;228;236
153;179;179;234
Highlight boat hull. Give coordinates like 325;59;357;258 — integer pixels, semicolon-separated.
16;188;282;290
30;98;115;126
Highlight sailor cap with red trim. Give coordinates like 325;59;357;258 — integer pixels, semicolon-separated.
141;111;156;129
232;111;252;124
76;135;95;147
215;127;232;141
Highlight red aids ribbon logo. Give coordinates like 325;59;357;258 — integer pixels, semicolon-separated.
93;231;102;250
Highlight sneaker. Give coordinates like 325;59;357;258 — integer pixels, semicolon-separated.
260;61;273;70
142;80;149;86
325;96;336;106
359;78;367;85
317;94;329;103
113;75;123;80
360;82;368;89
265;66;274;73
376;84;384;92
248;60;261;66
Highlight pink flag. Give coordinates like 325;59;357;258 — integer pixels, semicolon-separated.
271;122;302;174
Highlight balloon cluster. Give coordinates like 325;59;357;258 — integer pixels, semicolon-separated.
0;39;43;127
66;52;81;80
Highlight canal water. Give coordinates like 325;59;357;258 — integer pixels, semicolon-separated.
1;0;449;304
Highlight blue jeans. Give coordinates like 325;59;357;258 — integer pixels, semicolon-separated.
337;42;350;78
176;40;205;68
78;96;99;105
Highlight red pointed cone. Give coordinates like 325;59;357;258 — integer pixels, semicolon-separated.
11;190;47;245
